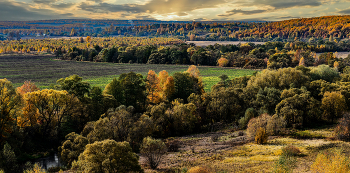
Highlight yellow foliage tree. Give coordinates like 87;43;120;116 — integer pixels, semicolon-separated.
23;89;81;138
17;81;40;127
0;79;21;143
186;65;204;94
299;57;305;66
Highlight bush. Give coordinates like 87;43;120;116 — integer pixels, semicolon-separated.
247;114;271;138
335;113;350;141
211;134;220;142
311;150;350;173
188;166;211;173
140;137;167;169
165;139;180;152
267;114;286;136
72;139;143;173
255;127;268;144
282;145;301;157
23;163;45;173
273;155;297;173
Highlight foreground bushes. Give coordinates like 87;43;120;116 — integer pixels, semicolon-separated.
72;140;143;173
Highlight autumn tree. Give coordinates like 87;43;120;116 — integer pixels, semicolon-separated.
321;92;347;123
299;57;305;66
218;57;229;67
0;79;21;143
72;140;143;173
146;70;162;104
163;76;175;101
86;36;91;42
16;81;39;128
23;89;81;140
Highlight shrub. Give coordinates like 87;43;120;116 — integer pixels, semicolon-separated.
188;166;211;173
335;113;350;141
140;137;167;169
23;163;45;173
282;145;301;157
211;134;220;142
310;150;350;173
267;114;286;136
247;114;271;138
165;139;180;152
273;155;297;173
72;139;143;173
255;127;268;144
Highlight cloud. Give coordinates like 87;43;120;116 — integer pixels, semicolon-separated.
218;9;268;17
0;0;74;21
237;0;322;9
338;8;350;14
78;0;227;14
51;3;75;9
33;0;57;4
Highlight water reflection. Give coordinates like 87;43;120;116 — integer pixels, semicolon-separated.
34;153;63;170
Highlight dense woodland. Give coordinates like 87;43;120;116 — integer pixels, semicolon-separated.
2;16;350;42
1;60;350;172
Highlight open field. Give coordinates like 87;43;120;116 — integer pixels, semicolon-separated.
186;41;266;47
0;55;256;91
316;51;350;59
140;125;349;173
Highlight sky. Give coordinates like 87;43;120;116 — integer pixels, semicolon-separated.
1;0;350;21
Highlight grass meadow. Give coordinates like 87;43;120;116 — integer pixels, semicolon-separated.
0;55;257;91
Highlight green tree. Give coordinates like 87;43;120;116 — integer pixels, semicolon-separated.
276;88;321;128
56;75;90;100
72;139;143;173
58;132;88;167
104;72;146;112
140;137;167;169
321;92;347;123
1;143;19;173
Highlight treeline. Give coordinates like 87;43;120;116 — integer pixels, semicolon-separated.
2;16;350;42
1;63;350;172
60;40;350;70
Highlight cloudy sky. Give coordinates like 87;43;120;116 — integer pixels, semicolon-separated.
1;0;350;21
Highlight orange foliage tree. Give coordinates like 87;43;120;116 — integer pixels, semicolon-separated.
217;57;229;67
16;81;40;127
146;70;162;104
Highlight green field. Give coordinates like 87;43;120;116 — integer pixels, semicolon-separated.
0;55;257;92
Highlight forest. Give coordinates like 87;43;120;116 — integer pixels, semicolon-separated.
1;16;350;42
1;60;350;172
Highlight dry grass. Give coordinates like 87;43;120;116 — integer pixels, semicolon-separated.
140;126;350;173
